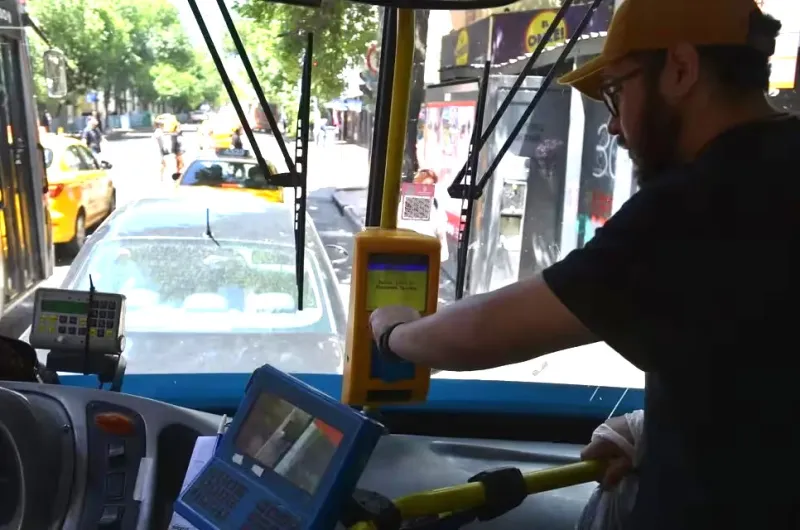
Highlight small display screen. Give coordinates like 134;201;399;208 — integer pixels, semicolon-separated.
235;393;342;496
41;300;90;315
366;254;429;312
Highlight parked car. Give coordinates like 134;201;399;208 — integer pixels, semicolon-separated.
42;133;115;254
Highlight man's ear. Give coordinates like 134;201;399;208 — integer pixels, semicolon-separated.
660;43;701;101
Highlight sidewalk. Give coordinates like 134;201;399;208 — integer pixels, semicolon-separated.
63;127;150;141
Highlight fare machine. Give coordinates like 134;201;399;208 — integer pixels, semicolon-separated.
342;228;441;406
29;287;128;389
174;364;385;530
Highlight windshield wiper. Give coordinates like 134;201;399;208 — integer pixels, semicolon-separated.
206;208;221;247
186;0;308;309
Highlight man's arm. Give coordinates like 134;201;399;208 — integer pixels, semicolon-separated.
388;275;597;371
374;182;669;372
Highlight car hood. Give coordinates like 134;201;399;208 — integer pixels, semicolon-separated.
20;328;343;376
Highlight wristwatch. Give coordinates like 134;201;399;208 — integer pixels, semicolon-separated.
377;322;406;363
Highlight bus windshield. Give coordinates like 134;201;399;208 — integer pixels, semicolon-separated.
21;0;800;418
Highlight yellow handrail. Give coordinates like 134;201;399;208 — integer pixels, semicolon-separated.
379;9;415;230
349;460;603;529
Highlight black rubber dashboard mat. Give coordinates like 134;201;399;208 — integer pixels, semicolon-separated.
356;434;596;529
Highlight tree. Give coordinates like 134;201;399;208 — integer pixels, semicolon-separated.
28;0;127;100
28;0;223;112
222;17;299;126
232;0;379;104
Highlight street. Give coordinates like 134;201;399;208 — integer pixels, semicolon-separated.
45;130;458;307
46;131;376;299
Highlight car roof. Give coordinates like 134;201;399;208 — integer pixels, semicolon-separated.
104;188;296;244
41;133;82;150
190;156;257;165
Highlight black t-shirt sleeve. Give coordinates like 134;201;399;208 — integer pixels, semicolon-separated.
542;181;682;372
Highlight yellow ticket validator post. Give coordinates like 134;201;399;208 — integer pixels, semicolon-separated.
342;228;441;406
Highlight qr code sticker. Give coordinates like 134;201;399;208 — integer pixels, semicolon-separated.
401;195;433;221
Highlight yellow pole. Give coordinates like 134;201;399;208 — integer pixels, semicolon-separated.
379;9;415;230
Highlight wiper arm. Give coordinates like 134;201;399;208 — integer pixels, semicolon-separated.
188;0;309;309
185;0;281;189
214;0;298;186
291;32;313;311
206;208;221;247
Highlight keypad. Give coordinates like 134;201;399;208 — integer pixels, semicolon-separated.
185;467;247;524
37;299;117;339
240;500;300;530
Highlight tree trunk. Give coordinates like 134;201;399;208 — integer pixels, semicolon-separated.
403;9;430;183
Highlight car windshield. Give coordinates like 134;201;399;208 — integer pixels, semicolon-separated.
26;0;799;419
71;239;322;329
181;160;278;190
65;236;338;374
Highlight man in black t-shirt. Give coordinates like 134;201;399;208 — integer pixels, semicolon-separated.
370;0;800;528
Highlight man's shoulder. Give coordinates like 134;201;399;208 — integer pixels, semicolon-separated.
697;114;800;173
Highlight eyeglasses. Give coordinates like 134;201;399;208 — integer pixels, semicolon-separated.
599;68;642;118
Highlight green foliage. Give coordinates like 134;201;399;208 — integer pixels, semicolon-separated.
27;0;223;110
230;0;379;106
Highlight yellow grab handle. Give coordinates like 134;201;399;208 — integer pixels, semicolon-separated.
379;9;415;230
347;460;603;528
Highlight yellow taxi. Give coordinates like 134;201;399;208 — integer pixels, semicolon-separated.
171;149;286;203
42;134;116;254
199;114;239;150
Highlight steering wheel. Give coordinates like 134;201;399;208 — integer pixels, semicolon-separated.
0;387;64;530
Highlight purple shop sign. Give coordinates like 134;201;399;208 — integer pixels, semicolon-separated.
491;4;613;66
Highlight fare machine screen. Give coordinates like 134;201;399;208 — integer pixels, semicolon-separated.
366;254;429;312
175;364;385;530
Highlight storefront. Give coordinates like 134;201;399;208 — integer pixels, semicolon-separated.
423;4;639;295
439;4;613;78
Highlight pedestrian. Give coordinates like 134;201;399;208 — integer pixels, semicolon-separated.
369;1;799;528
231;126;244;150
153;120;171;182
41;109;52;132
171;124;185;174
82;117;103;155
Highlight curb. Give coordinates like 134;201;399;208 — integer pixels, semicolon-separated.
331;190;364;230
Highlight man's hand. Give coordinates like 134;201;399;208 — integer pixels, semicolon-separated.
581;415;635;490
369;306;421;343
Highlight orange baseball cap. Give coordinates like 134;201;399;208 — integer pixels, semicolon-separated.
559;0;776;100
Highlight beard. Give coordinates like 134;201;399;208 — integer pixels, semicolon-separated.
621;84;682;186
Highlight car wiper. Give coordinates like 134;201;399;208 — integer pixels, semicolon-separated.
186;0;309;310
206;208;221;248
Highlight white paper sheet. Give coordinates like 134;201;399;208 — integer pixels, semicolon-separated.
168;435;219;530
